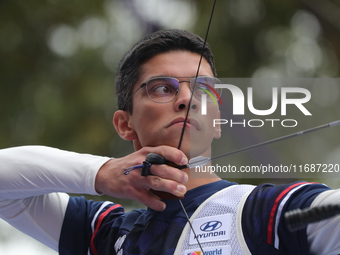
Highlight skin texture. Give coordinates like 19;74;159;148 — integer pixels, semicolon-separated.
96;51;221;211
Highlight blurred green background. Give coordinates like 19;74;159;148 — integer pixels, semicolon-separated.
1;0;340;200
0;0;340;254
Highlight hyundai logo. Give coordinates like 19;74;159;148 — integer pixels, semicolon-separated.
200;221;222;232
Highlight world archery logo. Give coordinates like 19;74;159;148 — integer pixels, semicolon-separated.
186;247;225;255
188;252;202;255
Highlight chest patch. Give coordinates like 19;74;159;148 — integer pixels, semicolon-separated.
189;214;232;245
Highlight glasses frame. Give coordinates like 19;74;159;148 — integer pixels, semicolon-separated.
122;76;221;111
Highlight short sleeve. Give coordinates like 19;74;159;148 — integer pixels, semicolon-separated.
59;197;124;255
241;182;330;255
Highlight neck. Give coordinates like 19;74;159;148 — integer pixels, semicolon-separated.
183;168;221;191
183;147;221;190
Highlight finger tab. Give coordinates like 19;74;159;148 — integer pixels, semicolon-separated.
146;153;167;164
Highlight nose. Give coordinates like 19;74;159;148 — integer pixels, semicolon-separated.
174;83;199;112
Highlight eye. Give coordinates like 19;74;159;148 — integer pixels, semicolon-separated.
151;84;174;95
147;79;177;96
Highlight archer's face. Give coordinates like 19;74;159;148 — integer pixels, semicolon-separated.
114;51;220;158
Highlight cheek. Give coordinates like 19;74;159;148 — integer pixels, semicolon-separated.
131;101;166;141
132;96;155;122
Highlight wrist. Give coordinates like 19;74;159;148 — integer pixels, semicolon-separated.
95;158;117;195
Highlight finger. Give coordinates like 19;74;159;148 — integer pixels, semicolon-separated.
146;176;187;198
150;164;188;184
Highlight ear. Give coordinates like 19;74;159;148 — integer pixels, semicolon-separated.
213;110;221;139
113;110;137;141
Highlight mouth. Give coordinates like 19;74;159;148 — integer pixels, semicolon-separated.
166;117;200;130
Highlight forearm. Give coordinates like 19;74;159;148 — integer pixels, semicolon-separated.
307;189;340;255
0;145;111;199
0;145;111;251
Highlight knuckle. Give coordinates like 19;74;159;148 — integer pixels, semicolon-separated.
150;176;162;188
156;146;167;158
140;147;151;156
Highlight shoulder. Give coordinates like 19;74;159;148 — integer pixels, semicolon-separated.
242;181;330;254
59;196;145;255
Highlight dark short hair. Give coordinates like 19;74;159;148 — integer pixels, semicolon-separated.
116;29;217;113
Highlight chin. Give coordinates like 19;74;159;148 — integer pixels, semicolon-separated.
174;143;210;160
142;140;181;150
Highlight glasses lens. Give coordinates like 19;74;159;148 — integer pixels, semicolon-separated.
191;77;222;102
145;77;179;103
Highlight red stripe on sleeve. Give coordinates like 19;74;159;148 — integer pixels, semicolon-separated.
266;182;308;244
90;204;122;255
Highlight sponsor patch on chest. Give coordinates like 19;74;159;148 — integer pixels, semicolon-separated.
189;214;232;245
184;245;231;255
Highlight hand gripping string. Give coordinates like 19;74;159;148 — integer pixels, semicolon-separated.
124;153;188;176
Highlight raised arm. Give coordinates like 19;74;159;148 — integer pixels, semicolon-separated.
307;189;340;255
0;145;188;251
0;146;110;251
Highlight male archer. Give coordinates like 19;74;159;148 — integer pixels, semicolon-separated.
1;29;340;255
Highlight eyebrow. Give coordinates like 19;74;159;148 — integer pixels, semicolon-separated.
147;75;213;79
